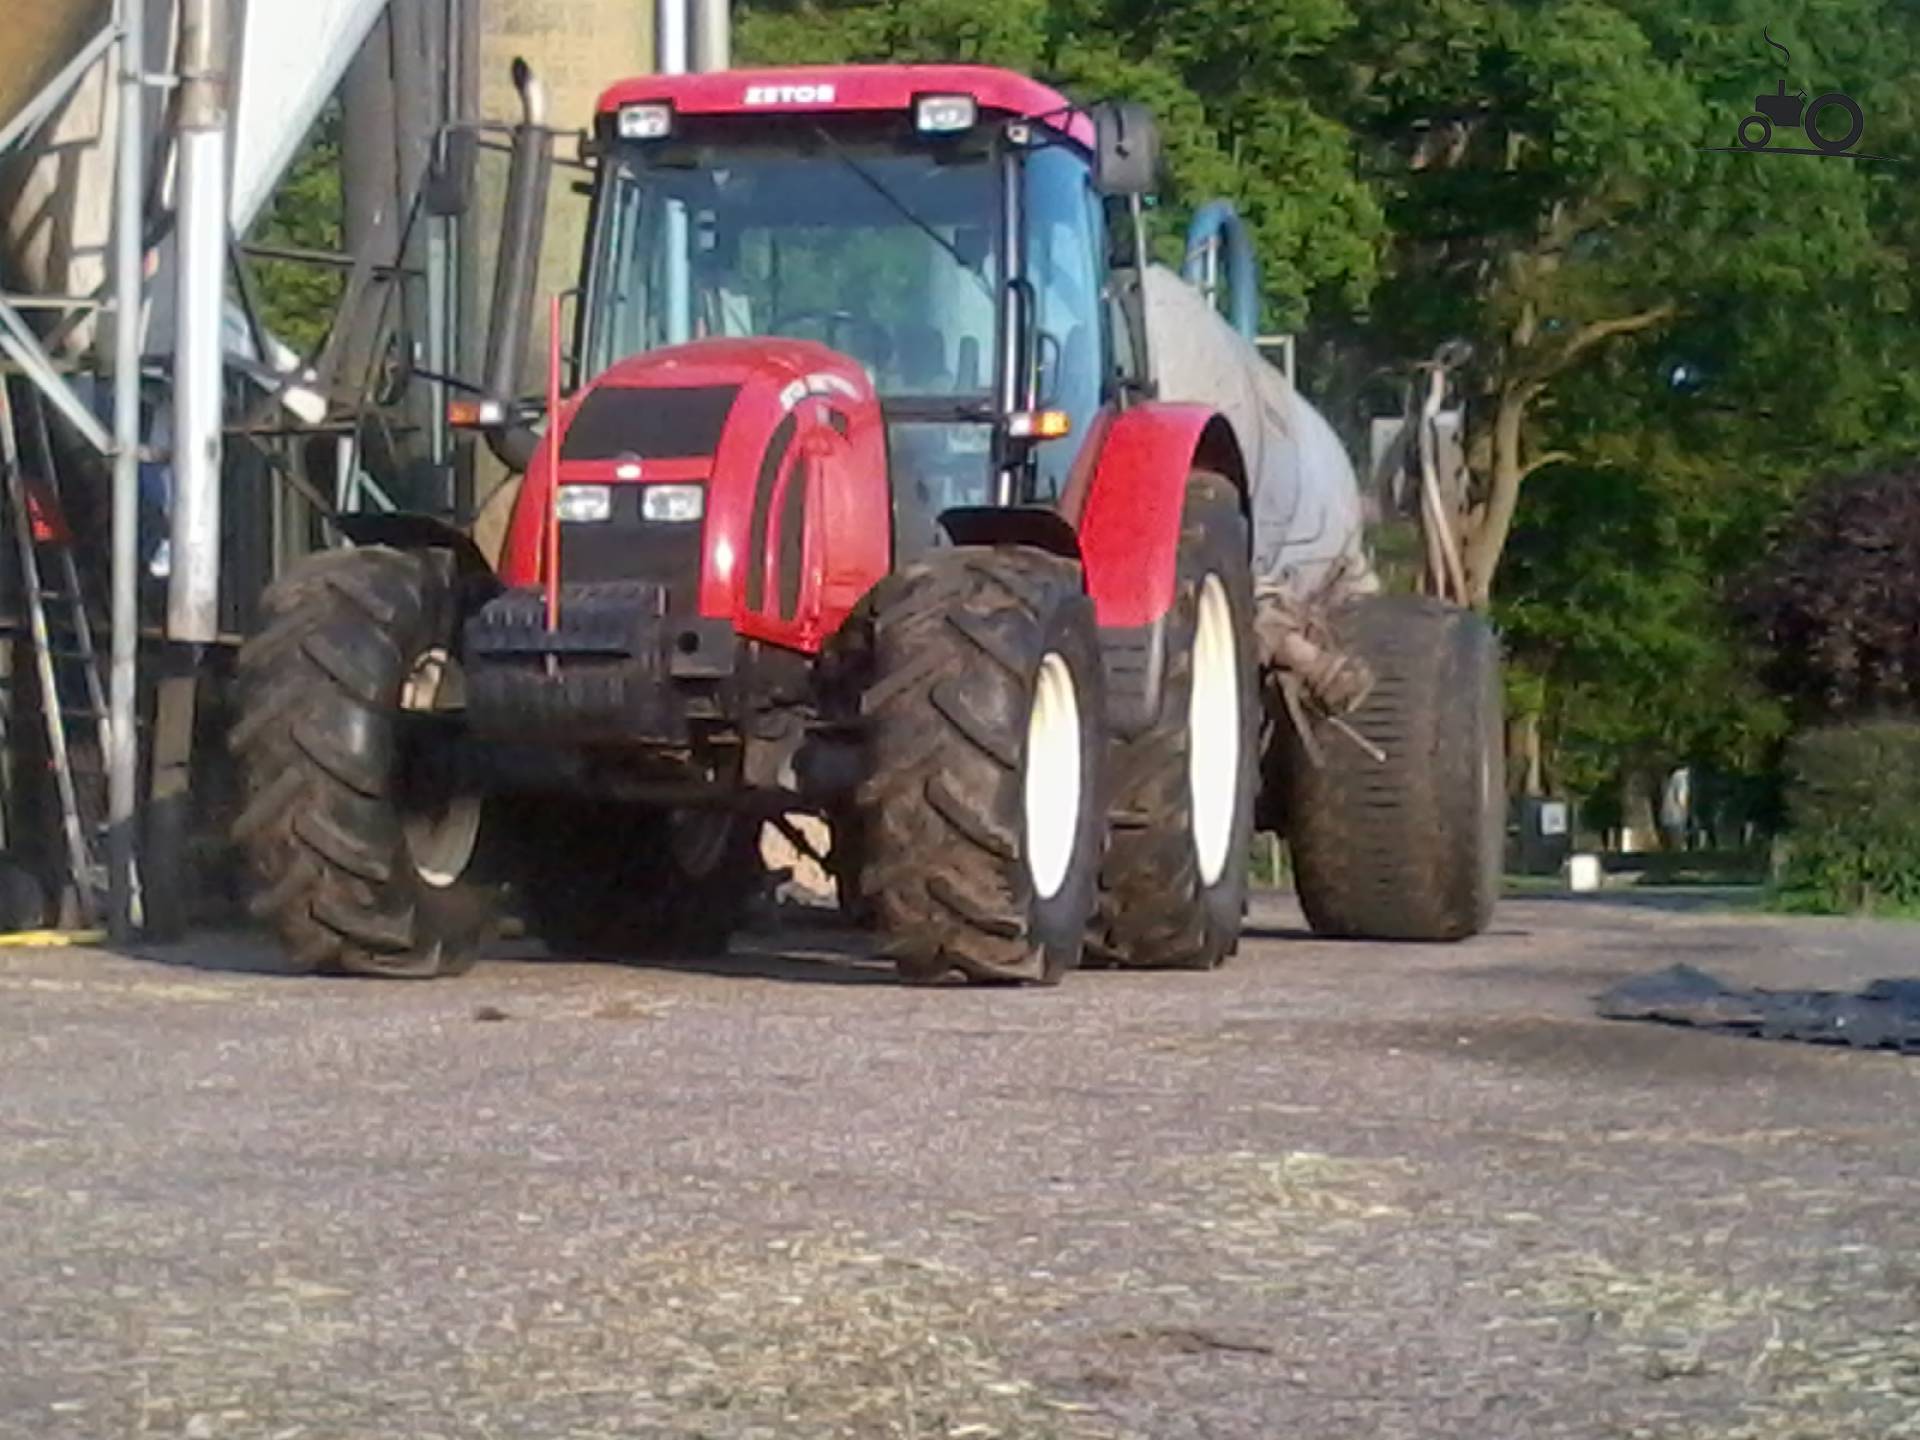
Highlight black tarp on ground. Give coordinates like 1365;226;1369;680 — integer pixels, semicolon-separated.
1598;963;1920;1054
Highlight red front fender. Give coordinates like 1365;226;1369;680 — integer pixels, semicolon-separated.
1073;403;1245;628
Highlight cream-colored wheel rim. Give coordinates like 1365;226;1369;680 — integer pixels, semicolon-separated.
1188;575;1241;888
399;648;481;889
1023;652;1084;901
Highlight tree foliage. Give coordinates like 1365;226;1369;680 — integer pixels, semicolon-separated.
1741;464;1920;721
247;105;345;355
1775;722;1920;916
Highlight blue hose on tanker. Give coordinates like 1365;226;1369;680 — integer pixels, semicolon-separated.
1182;200;1259;340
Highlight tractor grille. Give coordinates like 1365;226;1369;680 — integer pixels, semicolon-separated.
558;484;704;609
561;385;738;461
555;384;734;609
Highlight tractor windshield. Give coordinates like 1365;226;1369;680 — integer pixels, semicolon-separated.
583;133;1001;407
583;126;1005;548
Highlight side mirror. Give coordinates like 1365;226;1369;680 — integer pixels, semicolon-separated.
423;128;477;217
1089;101;1160;196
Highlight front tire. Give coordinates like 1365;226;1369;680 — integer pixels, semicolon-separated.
855;547;1107;985
1091;472;1258;969
229;547;499;977
1283;594;1503;941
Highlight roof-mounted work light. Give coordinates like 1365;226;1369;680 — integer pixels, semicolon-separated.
617;102;674;139
915;94;978;134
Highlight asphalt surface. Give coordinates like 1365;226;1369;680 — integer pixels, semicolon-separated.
3;891;1919;1439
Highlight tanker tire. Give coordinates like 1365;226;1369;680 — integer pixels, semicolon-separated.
1091;472;1257;969
229;547;499;977
1284;594;1504;941
516;802;763;960
856;547;1106;985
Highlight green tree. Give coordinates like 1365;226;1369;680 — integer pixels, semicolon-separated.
247;106;345;355
1310;0;1919;606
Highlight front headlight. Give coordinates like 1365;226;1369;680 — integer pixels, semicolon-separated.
556;484;612;523
642;484;705;523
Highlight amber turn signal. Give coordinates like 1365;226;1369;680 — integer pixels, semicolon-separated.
1007;410;1072;440
446;397;507;429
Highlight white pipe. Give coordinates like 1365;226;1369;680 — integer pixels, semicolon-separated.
659;0;692;343
657;0;689;73
168;0;230;644
108;0;146;939
692;0;730;72
168;137;226;639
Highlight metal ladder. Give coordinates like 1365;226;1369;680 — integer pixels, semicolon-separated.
0;382;134;927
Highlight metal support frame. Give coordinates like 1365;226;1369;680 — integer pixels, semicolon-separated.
108;0;150;941
0;25;120;157
169;0;233;643
0;306;116;455
0;0;150;937
0;19;124;460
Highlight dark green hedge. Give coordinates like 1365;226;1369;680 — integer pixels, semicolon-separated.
1773;721;1920;916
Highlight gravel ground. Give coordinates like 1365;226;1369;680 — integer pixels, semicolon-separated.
3;891;1918;1440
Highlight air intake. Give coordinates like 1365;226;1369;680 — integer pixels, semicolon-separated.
561;384;739;461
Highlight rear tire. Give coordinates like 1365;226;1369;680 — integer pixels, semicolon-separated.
856;547;1106;985
1283;594;1503;941
1091;472;1257;969
229;547;500;977
516;802;764;960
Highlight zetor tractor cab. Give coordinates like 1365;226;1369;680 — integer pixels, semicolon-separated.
230;64;1506;982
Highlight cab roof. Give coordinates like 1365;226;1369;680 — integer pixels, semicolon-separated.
595;64;1095;148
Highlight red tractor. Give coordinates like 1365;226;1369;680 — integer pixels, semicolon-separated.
230;64;1504;981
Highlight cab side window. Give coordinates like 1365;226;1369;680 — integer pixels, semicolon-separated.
1023;146;1105;502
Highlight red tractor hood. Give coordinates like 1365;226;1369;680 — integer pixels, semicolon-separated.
501;338;892;653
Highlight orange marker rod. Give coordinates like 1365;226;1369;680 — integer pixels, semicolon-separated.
544;293;562;633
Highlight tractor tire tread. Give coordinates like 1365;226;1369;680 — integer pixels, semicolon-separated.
228;545;494;978
1284;594;1503;941
1090;472;1257;971
855;547;1103;985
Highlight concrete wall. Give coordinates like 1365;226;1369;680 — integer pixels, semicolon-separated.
468;0;655;559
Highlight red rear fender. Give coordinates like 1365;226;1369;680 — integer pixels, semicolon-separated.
1074;403;1246;628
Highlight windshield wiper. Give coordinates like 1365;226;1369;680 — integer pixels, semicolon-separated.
882;395;997;422
811;126;993;302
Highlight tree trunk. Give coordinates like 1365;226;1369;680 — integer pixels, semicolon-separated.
1506;710;1544;797
1620;764;1660;852
1463;383;1531;610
